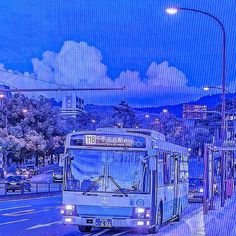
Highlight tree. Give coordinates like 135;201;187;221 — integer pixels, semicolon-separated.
0;94;66;164
189;127;212;157
112;101;138;128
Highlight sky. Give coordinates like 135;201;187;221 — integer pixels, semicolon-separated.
0;0;235;107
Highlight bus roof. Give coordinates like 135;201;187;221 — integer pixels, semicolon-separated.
96;127;165;141
67;128;188;154
153;139;188;154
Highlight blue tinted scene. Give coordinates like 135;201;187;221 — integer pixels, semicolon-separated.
0;1;235;236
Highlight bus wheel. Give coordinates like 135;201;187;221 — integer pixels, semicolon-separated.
148;205;162;234
78;226;92;232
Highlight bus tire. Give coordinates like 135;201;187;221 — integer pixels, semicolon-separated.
78;226;92;232
148;204;162;234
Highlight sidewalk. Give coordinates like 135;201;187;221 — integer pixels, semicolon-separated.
157;194;236;236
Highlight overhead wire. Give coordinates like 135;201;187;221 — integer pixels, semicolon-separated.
0;68;73;89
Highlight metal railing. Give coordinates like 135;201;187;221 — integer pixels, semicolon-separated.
0;182;62;196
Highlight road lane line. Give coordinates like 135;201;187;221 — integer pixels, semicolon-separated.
2;208;51;216
43;206;61;210
2;209;35;216
0;195;61;202
0;219;29;226
113;230;131;236
10;209;50;216
92;229;111;236
0;205;32;212
25;221;61;230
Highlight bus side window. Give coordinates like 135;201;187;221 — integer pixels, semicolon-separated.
170;155;175;184
178;154;188;183
178;156;183;183
158;157;164;186
163;153;171;185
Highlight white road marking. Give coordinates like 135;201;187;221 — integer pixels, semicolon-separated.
0;205;32;212
113;230;131;236
0;195;60;202
43;206;61;210
92;229;111;236
2;209;35;216
0;218;29;226
3;208;50;216
25;221;61;230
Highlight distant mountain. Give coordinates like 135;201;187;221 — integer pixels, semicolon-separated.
85;104;114;115
50;93;236;118
135;93;236;118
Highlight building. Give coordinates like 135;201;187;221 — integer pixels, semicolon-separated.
61;95;85;117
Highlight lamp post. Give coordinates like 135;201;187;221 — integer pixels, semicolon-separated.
166;7;227;207
203;86;230;94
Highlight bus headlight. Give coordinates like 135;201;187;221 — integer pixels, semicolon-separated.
136;208;145;214
61;205;76;216
65;205;74;210
133;208;150;219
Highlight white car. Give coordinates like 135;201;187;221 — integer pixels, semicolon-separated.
53;170;63;183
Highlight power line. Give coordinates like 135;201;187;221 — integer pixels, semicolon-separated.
0;69;73;88
0;87;126;93
0;79;18;89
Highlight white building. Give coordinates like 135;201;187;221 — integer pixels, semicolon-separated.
61;95;85;117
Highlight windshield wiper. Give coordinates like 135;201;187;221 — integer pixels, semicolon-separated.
82;175;104;195
82;175;127;196
108;175;128;196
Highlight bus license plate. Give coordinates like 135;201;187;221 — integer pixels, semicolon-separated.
95;219;112;228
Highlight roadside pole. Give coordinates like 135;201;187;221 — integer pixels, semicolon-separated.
203;144;209;214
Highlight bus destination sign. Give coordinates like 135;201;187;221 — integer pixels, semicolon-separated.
85;135;133;147
70;134;146;148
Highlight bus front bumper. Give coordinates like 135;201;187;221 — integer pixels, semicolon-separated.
62;216;151;228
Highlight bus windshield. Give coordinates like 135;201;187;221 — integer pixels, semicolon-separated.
64;149;149;194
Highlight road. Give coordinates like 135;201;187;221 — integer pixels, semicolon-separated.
0;195;203;236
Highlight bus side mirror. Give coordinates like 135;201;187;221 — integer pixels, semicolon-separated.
59;154;74;167
149;156;157;171
59;154;65;167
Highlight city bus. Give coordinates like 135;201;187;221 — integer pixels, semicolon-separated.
61;128;189;234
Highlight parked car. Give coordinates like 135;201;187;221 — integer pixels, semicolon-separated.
188;177;218;203
5;176;31;192
52;170;63;183
188;177;204;202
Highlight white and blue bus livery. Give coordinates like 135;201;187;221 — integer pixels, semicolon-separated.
61;128;189;234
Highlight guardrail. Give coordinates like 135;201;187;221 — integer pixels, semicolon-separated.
0;182;62;196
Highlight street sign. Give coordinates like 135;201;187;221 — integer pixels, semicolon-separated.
183;104;207;120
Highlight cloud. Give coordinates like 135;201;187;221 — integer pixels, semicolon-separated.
0;40;204;106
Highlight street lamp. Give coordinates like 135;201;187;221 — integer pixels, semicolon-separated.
203;86;230;94
166;8;178;15
162;109;168;113
22;108;28;113
0;94;4;106
166;6;227;207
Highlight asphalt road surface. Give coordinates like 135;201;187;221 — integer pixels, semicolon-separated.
0;195;202;236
